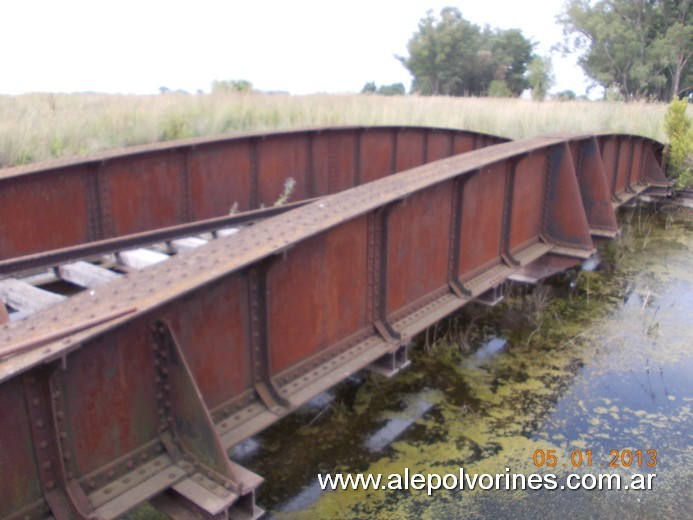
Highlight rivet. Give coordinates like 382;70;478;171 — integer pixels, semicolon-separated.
46;480;55;490
126;460;134;469
88;480;95;489
42;461;52;469
32;398;40;407
104;488;112;495
63;451;71;460
107;470;115;478
39;441;48;449
35;420;44;428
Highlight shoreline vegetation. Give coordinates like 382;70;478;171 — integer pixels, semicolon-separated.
0;92;674;169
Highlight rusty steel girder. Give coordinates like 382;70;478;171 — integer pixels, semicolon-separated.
0;126;507;265
0;130;669;519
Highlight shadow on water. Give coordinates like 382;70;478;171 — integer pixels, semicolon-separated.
228;204;692;519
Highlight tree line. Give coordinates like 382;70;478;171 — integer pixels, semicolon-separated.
559;0;691;101
397;7;543;98
374;2;690;101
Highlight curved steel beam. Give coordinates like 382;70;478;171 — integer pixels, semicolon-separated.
0;126;507;263
0;131;669;520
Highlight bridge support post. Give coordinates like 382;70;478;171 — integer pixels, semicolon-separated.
22;366;95;520
541;144;594;254
447;174;473;299
370;203;403;343
574;138;619;237
366;344;411;377
247;262;291;415
150;321;263;518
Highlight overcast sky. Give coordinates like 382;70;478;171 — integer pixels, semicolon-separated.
0;0;593;97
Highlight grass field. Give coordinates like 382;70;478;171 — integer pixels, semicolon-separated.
0;92;673;169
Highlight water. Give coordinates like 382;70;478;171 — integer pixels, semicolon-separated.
235;205;692;519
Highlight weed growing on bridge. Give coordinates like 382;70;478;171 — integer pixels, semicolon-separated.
0;92;671;169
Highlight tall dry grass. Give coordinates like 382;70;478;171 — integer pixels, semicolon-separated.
0;92;670;169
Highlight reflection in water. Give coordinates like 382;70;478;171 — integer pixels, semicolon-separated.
364;390;439;452
235;206;692;519
465;337;509;368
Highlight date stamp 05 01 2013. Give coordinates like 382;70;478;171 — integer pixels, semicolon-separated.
532;449;658;469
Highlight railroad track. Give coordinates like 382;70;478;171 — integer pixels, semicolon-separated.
0;200;313;327
0;127;671;520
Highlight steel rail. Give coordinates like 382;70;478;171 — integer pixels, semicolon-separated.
0;198;316;277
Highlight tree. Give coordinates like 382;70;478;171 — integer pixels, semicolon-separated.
361;81;377;93
377;83;406;96
398;7;535;97
556;89;578;100
488;80;512;97
360;82;406;95
527;56;554;100
558;0;692;100
211;79;253;93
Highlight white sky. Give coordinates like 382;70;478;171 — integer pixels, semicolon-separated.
0;0;593;96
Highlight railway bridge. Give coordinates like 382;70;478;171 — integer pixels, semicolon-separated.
0;126;670;519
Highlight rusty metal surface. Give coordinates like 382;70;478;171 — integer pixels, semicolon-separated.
0;129;669;519
0;126;507;263
0;198;315;277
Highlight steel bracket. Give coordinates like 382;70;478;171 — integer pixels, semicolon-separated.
23;367;96;520
449;278;472;298
475;285;505;307
374;319;402;344
447;173;475;299
247;262;291;415
150;320;248;495
370;202;403;343
500;253;521;267
366;343;410;377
